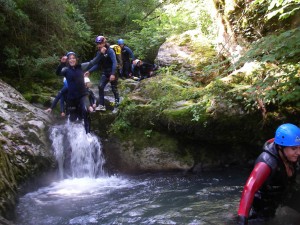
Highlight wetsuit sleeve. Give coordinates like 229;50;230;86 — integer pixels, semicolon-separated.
83;52;102;73
88;64;100;73
238;162;271;221
56;63;67;76
125;46;135;60
108;48;117;75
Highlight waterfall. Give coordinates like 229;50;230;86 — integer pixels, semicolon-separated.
49;121;105;178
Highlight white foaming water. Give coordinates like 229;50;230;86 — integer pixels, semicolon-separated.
49;121;105;178
25;176;133;199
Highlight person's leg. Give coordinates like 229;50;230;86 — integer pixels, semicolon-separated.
59;87;68;116
50;86;66;110
111;79;120;107
64;93;69;116
80;96;90;133
98;74;108;106
123;61;130;78
67;100;77;121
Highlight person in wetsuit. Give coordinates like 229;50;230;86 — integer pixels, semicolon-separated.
56;52;93;133
45;77;68;117
132;59;158;81
238;123;300;224
84;35;119;111
117;38;135;79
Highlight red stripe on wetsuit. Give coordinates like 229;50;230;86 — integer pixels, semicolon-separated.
238;162;271;217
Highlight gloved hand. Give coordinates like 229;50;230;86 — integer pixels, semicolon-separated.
237;215;248;225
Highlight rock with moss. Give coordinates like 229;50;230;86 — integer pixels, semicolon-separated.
0;80;55;220
102;128;194;173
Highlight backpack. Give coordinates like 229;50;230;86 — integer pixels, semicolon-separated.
110;45;123;69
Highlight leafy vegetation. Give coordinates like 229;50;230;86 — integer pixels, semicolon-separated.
1;0;300;139
254;0;300;20
111;0;300;138
1;0;215;100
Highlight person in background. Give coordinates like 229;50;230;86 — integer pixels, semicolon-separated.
45;77;68;117
237;123;300;224
84;35;119;111
84;77;97;112
132;59;158;81
56;51;93;133
117;39;135;79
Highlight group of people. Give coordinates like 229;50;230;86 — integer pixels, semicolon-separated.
110;38;158;81
45;36;158;133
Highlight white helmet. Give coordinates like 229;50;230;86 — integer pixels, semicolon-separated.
133;59;141;65
84;77;91;83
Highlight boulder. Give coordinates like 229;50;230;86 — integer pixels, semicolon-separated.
0;80;55;219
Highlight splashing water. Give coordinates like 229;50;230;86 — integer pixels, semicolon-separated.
49;121;105;178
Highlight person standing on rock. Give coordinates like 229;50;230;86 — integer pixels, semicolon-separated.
117;38;135;79
237;123;300;224
84;35;119;111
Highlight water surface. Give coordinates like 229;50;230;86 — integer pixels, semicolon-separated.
14;122;300;225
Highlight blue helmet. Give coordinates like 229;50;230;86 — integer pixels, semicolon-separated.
274;123;300;146
95;35;106;44
117;39;124;45
66;51;76;58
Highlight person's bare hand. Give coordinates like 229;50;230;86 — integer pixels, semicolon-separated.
61;56;67;63
101;47;107;54
84;71;90;77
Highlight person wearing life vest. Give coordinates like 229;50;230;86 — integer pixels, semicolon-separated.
132;59;158;81
237;123;300;224
84;35;119;111
56;51;93;133
117;39;135;79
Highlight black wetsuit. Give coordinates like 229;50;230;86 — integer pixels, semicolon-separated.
87;44;119;106
57;63;91;133
121;46;135;78
132;62;157;80
252;141;297;218
238;139;299;224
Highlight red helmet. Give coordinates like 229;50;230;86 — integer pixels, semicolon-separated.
95;35;106;44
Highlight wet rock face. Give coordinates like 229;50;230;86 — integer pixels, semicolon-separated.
0;81;52;156
0;80;55;219
101;130;194;174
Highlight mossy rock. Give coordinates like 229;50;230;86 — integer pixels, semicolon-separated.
103;128;194;173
